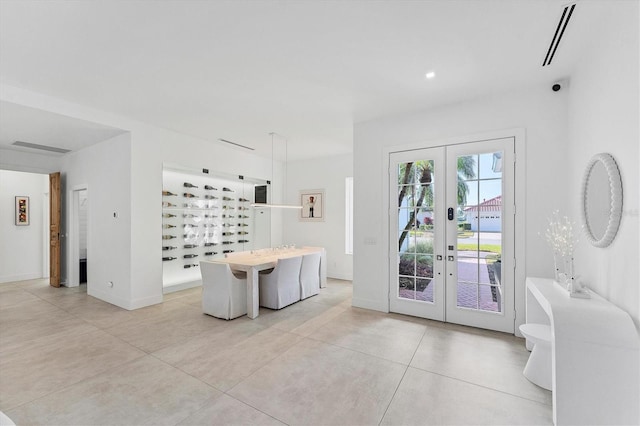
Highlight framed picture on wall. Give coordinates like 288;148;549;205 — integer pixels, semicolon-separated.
300;189;324;222
15;196;29;226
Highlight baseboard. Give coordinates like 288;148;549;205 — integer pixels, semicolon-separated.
327;272;353;281
87;287;132;310
351;296;388;313
0;272;42;284
163;280;202;294
128;294;164;310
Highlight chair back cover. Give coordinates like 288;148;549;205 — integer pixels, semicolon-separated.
201;261;247;319
300;252;321;299
259;255;302;309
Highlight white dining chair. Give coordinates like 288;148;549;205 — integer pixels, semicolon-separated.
200;261;247;319
300;252;321;299
258;255;302;309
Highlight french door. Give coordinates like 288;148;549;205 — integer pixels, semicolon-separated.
389;138;515;333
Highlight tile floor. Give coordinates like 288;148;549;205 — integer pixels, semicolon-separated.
0;278;552;425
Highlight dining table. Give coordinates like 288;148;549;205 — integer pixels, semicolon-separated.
210;246;326;319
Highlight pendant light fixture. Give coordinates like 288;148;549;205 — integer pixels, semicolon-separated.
251;132;303;209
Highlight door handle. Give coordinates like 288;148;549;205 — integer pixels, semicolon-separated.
448;255;455;261
436;255;443;261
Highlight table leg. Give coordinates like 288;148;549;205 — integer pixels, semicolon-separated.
246;267;259;319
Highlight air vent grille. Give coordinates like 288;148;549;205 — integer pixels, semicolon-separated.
12;141;71;153
542;3;576;67
218;138;254;151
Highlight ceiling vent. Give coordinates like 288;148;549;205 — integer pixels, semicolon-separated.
542;3;576;67
218;138;254;151
12;141;71;154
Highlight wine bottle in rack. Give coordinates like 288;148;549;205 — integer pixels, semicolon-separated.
204;185;217;190
184;264;199;269
184;244;199;248
163;224;176;229
162;213;177;218
238;240;249;243
183;254;199;259
238;231;249;235
162;235;176;240
204;195;218;200
162;256;177;261
222;214;234;219
222;196;234;201
221;241;234;245
184;182;198;188
162;246;177;250
162;202;176;207
222;232;234;236
183;193;198;198
184;224;199;228
222;187;234;192
203;224;216;228
183;213;198;218
162;190;177;196
204;214;218;218
239;215;250;219
237;206;247;211
238;198;250;202
204;252;217;256
204;242;217;247
237;223;248;227
223;249;234;254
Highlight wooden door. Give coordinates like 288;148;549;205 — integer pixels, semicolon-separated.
49;172;61;287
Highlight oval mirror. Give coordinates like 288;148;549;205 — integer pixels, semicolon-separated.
581;153;623;247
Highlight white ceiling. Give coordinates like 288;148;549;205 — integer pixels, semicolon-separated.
0;101;127;155
0;0;604;160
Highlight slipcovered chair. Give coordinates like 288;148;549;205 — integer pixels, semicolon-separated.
200;261;247;320
258;255;302;309
300;252;321;299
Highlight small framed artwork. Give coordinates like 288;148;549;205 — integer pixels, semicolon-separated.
300;189;325;222
15;196;30;226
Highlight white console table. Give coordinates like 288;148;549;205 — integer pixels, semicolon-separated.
526;277;639;425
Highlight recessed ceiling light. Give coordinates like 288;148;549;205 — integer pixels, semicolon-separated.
425;71;436;79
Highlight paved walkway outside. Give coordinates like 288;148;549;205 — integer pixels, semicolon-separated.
399;253;500;312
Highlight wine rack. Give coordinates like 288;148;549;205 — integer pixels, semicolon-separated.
162;168;260;290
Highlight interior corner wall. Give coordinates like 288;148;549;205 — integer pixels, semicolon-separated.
283;153;354;280
567;1;639;329
60;132;132;308
352;85;569;314
0;170;48;283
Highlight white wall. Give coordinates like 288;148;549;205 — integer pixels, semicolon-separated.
353;84;570;328
60;132;132;307
128;125;279;308
567;2;639;329
283;153;354;280
0;170;48;282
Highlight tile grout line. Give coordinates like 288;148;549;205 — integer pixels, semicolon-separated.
408;362;553;407
376;324;431;425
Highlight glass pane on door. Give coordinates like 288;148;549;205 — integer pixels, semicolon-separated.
397;160;435;303
456;151;503;313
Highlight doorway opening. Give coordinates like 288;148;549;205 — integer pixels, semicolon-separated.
388;137;517;333
69;185;88;287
